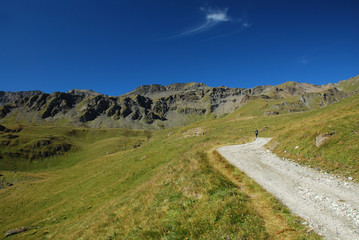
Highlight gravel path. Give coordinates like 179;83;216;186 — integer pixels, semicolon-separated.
217;138;359;240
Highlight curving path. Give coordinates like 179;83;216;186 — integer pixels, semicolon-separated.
217;138;359;240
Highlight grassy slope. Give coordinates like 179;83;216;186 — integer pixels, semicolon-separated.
0;125;149;171
2;93;358;239
269;92;359;179
336;75;359;93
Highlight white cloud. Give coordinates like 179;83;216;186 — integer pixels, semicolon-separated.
204;7;230;22
165;6;251;39
207;13;228;21
171;7;231;38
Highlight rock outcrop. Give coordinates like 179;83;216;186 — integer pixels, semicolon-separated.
0;90;43;106
67;89;101;97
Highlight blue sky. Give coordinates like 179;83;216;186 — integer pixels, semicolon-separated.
1;0;358;96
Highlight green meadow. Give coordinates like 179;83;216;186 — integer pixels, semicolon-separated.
1;92;358;239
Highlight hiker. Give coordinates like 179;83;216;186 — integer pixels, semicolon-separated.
254;129;258;139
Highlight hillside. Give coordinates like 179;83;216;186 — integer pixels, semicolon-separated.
0;111;321;239
1;75;359;239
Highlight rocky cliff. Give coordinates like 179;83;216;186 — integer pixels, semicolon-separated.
0;90;43;106
0;76;356;129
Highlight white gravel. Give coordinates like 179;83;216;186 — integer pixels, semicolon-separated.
217;138;359;240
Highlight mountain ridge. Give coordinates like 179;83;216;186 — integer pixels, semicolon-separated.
0;75;357;129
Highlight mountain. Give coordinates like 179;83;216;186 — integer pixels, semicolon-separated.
0;76;357;129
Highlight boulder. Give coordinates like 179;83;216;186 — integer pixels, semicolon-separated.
264;111;279;116
316;132;335;147
5;227;27;237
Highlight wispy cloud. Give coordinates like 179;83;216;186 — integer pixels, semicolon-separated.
204;7;230;22
167;6;251;39
177;7;230;37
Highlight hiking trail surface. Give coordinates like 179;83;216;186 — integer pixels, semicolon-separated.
217;138;359;240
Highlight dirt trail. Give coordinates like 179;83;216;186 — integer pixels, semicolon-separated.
218;138;359;240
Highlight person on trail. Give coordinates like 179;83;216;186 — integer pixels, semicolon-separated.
254;129;258;139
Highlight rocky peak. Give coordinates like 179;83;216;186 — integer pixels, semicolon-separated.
275;81;331;94
166;82;209;91
66;89;101;97
128;84;167;96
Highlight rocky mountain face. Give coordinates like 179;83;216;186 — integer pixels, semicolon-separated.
0;76;357;129
0;91;43;106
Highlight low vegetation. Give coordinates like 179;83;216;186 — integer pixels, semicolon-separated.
269;92;359;179
1;91;358;239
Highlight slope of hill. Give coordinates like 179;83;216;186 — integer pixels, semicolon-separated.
0;117;322;239
1;92;358;239
336;75;359;93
